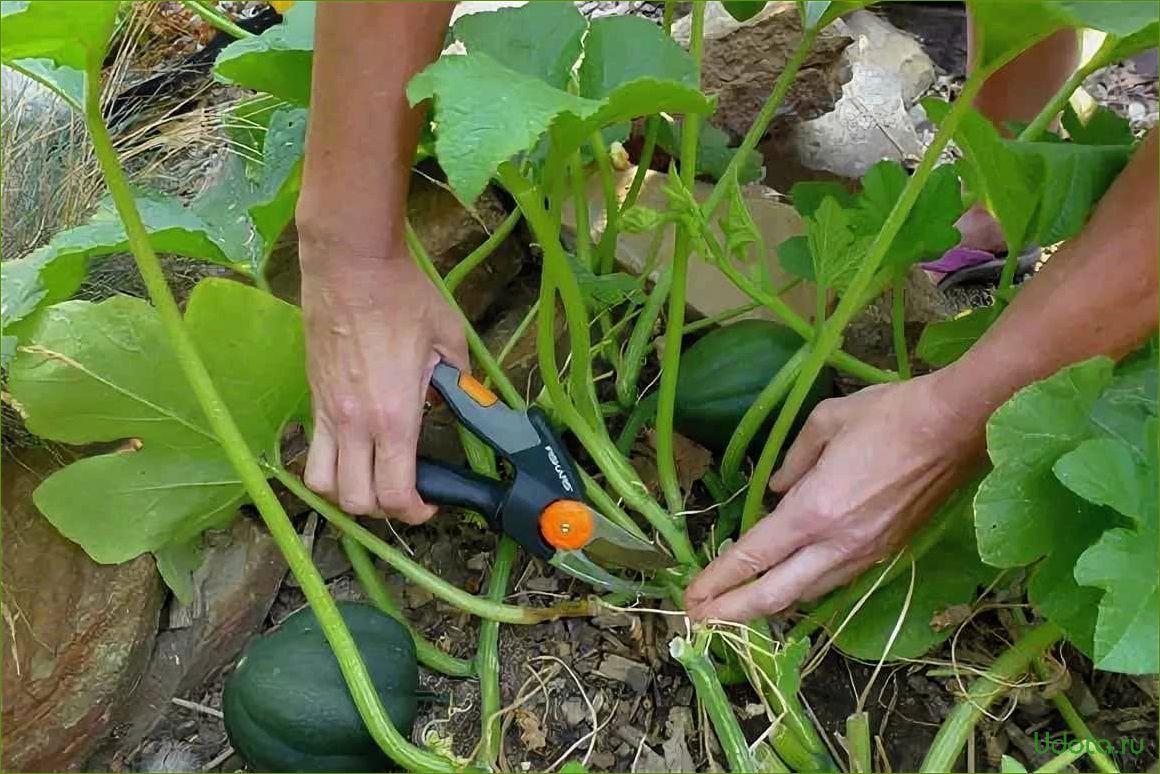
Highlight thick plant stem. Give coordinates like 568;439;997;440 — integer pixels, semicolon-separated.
741;73;987;532
920;622;1064;773
444;209;522;292
498;163;604;431
405;220;525;409
720;344;807;488
891;279;911;379
590;131;622;274
678;301;760;337
655;0;706;514
534;270;698;565
845;712;872;774
671;633;761;773
570;152;595;270
183;0;255;39
343;536;474;678
701;26;818;219
85;81;458;774
616;262;672;408
272;465;591;624
476;537;517;767
1037;746;1087;773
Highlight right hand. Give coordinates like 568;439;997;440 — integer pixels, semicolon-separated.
298;236;468;523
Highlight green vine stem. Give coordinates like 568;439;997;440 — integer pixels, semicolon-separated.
845;711;872;774
671;632;762;773
720;344;807;488
741;72;988;532
920;621;1064;773
570;152;595;270
590;131;622;273
655;0;706;514
891;279;911;379
678;301;760;337
182;0;255;39
1016;32;1107;142
477;537;517;766
1037;746;1088;773
701;26;819;220
85;73;456;774
271;465;591;624
616;261;673;408
623;116;660;210
405;220;525;409
444;209;523;293
343;536;474;677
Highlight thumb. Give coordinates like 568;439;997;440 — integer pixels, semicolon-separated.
769;399;840;493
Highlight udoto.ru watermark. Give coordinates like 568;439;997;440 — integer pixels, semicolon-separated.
1033;730;1146;757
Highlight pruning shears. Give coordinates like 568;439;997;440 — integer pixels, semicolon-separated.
417;362;675;594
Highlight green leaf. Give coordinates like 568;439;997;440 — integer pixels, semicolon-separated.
0;0;118;106
568;255;644;312
797;1;871;30
1000;755;1029;773
1062;103;1135;147
620;205;669;234
789;180;858;218
8;280;308;594
580;14;697;99
1008;140;1131;246
1;194;237;343
721;175;764;259
916;305;1002;367
156;539;205;605
974;357;1125;652
213;1;315;105
807;197;866;293
408;51;713;204
1055;438;1144;520
1072;418;1158;673
723;2;765;22
925;99;1042;255
776;235;814;282
453;2;584;90
834;485;995;660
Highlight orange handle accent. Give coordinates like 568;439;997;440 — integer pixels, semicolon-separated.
457;372;498;407
540;500;593;551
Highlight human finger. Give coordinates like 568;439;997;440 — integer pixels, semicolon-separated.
696;541;848;622
769;398;841;493
303;420;339;499
336;429;377;515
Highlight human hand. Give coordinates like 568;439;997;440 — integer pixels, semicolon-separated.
685;374;986;622
299;237;468;523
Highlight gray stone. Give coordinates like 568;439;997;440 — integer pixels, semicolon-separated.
2;448;164;772
597;654;651;694
673;3;853;142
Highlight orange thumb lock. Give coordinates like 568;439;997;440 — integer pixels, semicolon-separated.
540;500;593;551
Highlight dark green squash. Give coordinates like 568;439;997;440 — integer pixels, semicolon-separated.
673;319;834;452
223;602;418;773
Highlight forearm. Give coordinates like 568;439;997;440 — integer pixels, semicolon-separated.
297;1;452;261
936;132;1159;436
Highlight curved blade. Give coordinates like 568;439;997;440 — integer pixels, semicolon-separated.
549;550;669;598
583;509;676;570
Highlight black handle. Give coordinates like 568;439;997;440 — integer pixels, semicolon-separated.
415;457;506;527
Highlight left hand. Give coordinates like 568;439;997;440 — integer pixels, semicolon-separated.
685;373;986;622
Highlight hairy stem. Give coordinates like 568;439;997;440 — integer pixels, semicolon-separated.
570;152;594;270
444;209;523;293
677;301;760;337
920;622;1064;772
623;116;660;210
86;77;458;773
272;465;590;624
741;73;987;532
672;633;761;773
590;131;622;274
701;26;818;220
477;537;517;766
616;261;672;408
892;279;911;379
343;536;474;677
656;0;706;514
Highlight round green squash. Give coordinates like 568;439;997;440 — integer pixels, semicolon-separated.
223;602;418;773
673;319;834;452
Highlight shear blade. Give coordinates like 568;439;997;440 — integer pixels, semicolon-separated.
582;510;676;570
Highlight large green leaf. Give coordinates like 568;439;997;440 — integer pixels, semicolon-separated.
656;120;764;184
0;0;118;106
453;2;585;90
579;15;697;99
834;485;995;660
1071;420;1158;673
915;305;1002;367
857;162;963;276
1062;103;1135;147
722;1;765;22
407;51;713;204
1;195;236;343
806;197;867;293
213;2;315;105
974;355;1159;655
925;99;1042;255
7;279;308;595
